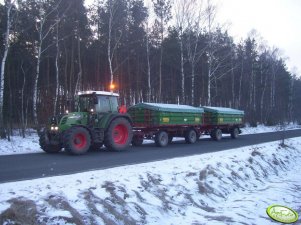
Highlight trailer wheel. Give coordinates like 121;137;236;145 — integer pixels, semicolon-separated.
105;117;133;151
64;126;91;155
231;127;239;139
39;130;61;153
185;129;197;144
155;131;169;147
132;136;144;146
211;129;222;141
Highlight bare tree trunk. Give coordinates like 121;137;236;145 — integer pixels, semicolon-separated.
21;63;26;138
108;1;114;86
191;63;195;105
207;0;213;106
0;1;14;138
180;37;185;104
75;31;82;94
33;41;42;126
238;58;243;107
158;18;164;101
54;22;60;115
260;75;267;122
145;21;151;102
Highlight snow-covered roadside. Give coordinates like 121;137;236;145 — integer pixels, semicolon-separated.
0;124;300;156
0;138;301;225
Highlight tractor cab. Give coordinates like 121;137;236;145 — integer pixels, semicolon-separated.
77;91;119;113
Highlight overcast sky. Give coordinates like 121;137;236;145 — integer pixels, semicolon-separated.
214;0;301;77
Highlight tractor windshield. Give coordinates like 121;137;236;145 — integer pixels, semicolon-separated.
95;96;119;113
78;95;96;112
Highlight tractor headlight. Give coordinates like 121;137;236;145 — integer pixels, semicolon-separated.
50;126;59;131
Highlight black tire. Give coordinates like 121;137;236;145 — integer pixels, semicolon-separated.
155;131;169;147
132;136;144;146
168;135;173;144
185;129;197;144
104;117;133;151
39;130;61;153
211;129;222;141
231;127;239;139
64;126;91;155
89;143;103;151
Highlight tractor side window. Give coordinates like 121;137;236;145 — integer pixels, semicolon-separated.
109;97;118;112
96;96;111;113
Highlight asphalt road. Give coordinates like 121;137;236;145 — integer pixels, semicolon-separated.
1;129;301;183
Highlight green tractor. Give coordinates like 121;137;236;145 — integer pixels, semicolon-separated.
39;91;133;155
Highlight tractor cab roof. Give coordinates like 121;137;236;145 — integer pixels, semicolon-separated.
77;91;119;97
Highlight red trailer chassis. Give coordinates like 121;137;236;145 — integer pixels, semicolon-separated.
131;123;243;147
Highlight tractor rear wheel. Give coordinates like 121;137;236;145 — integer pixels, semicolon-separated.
104;118;133;151
64;126;91;155
39;130;61;153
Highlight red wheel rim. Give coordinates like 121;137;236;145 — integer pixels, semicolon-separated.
113;124;129;145
73;133;87;150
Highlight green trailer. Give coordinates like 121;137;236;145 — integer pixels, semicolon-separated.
201;106;244;125
201;106;244;141
128;103;204;127
128;103;204;147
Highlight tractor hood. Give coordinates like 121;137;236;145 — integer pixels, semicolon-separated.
58;112;89;131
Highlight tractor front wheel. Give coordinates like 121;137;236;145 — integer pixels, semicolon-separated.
104;118;133;151
39;130;61;153
64;126;91;155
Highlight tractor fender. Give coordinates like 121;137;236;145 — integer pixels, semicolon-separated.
103;114;133;130
61;124;92;140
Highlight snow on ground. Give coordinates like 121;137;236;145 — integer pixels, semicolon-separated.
0;137;301;225
241;123;301;135
0;124;300;156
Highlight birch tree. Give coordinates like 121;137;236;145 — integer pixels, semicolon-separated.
206;0;216;106
174;0;197;104
144;11;151;101
32;0;61;125
53;13;60;115
0;0;16;138
185;0;207;105
152;0;171;101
